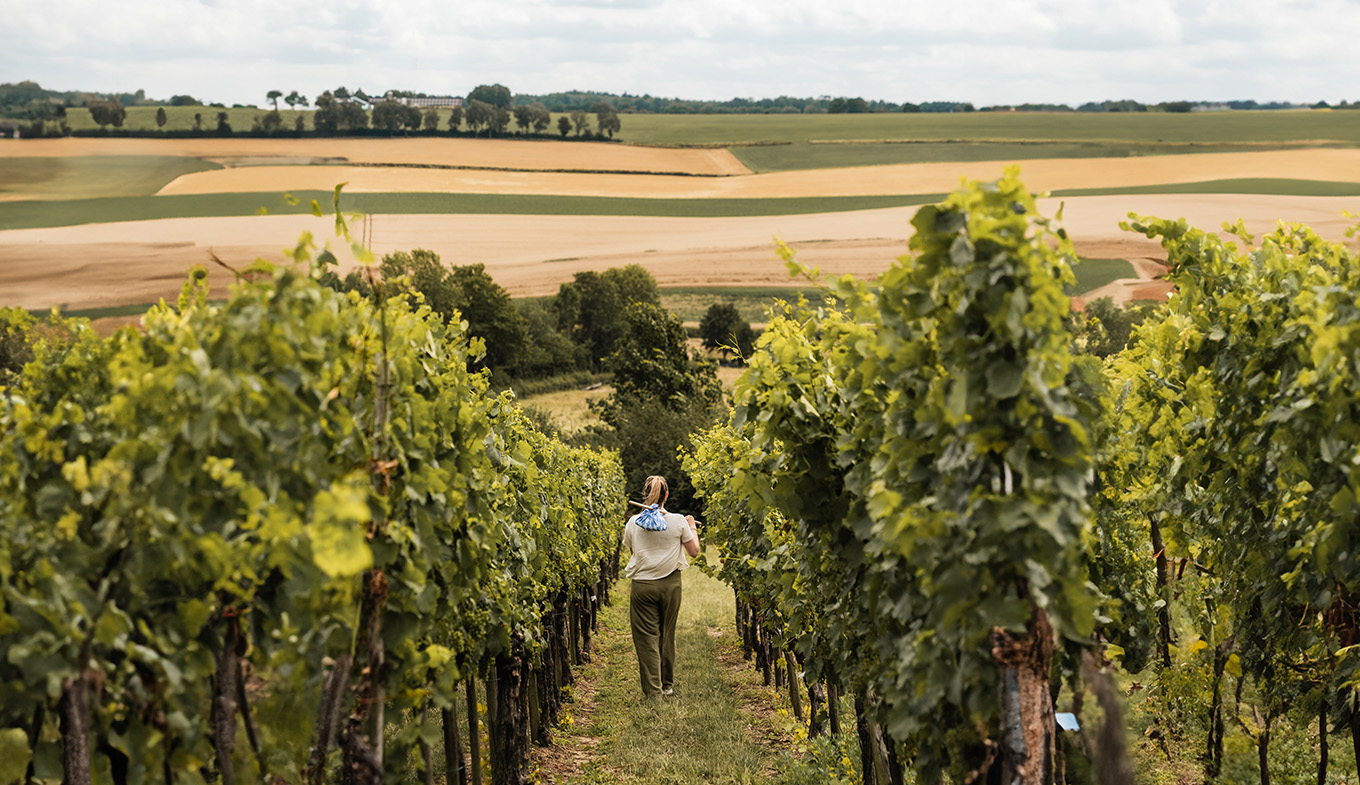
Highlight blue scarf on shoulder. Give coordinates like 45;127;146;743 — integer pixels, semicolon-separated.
635;503;668;532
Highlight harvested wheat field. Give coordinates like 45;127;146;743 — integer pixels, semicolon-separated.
153;148;1360;199
5;193;1357;311
0;137;751;177
5;137;1360;312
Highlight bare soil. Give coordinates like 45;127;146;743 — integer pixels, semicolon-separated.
0;137;751;177
151;148;1360;198
1075;257;1174;307
4;194;1355;311
5;142;1359;312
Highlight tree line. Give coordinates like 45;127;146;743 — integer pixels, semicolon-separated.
315;250;736;516
10;79;1355;136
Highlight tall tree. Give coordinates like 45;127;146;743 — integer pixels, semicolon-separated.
313;91;369;133
570;110;589;136
371;100;408;134
465;100;494;136
447;105;463;132
589;101;620;138
552;265;660;368
595;302;723;511
556;115;571;137
378;251;528;371
529;103;551;133
513;105;533;134
491;106;511;135
698;303;753;361
467;83;511;109
447;263;528;370
266;90;282;110
87;99;126;129
602;264;660;306
155;107;167;129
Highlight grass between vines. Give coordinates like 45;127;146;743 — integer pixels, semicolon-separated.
535;567;793;784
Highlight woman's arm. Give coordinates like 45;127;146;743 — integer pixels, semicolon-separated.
683;515;701;557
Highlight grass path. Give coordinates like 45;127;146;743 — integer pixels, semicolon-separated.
534;568;796;784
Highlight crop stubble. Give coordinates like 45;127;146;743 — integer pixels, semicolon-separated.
2;138;1358;311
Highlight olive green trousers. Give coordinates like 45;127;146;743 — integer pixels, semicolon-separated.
629;569;682;696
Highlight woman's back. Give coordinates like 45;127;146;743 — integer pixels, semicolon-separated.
622;511;693;581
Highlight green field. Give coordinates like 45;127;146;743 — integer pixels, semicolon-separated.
0;191;948;231
43;106;1360;176
58;106;1360;149
613;110;1360;147
1069;258;1137;294
3;177;1354;232
731;139;1342;173
0;155;222;199
659;286;824;325
62;105;297;133
1051;177;1360;197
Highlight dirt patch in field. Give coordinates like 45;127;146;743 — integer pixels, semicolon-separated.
0;137;750;177
2;194;1355;311
531;664;609;784
1074;257;1173;308
153;148;1360;199
0;238;269;311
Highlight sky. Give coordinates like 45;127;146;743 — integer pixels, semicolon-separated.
4;0;1360;108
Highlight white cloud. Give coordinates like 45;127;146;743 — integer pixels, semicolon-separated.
1;0;1356;105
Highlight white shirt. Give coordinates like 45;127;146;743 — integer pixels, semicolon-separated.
622;510;694;581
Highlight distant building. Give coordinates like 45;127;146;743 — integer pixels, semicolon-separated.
0;123;19;139
384;94;464;108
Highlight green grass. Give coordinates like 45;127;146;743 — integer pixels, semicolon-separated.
0;155;222;200
560;569;782;784
1051;177;1360;197
63;105;298;133
0;191;947;231
25;302;161;320
731;139;1340;173
659;286;823;325
1071;259;1138;295
659;267;1133;324
613;110;1360;147
519;386;612;434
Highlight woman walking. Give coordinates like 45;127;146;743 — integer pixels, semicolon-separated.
622;475;701;697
